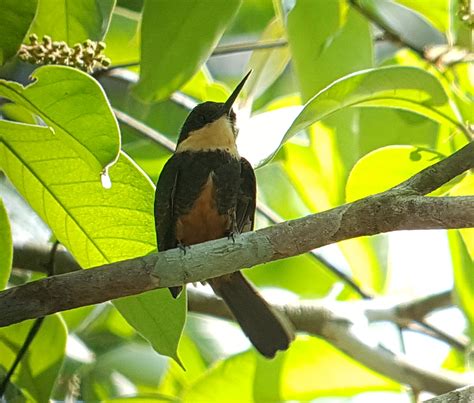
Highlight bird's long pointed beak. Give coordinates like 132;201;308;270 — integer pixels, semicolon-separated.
223;70;252;115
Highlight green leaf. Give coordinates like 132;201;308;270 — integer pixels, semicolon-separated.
134;0;242;102
287;1;373;101
244;17;291;102
346;145;444;202
449;230;474;338
182;337;400;401
103;6;140;66
0;197;12;289
0;0;38;65
28;0;116;45
158;333;207;398
0;65;120;174
0;315;67;403
182;351;256;402
81;342;169;401
0;120;185;361
395;0;449;35
279;337;400;399
282;66;463;152
114;290;186;363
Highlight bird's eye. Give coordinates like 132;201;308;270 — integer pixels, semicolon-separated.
199;115;207;124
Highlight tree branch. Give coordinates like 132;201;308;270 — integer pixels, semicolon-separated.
0;140;472;326
1;193;472;326
187;290;471;395
425;386;474;402
10;244;472;394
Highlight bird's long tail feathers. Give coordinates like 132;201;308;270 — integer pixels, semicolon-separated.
209;271;294;358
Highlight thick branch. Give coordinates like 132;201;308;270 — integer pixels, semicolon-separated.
1;141;473;326
1;193;473;327
188;290;471;395
425;386;474;402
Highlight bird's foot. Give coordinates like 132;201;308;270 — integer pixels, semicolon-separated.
178;242;190;255
227;231;239;244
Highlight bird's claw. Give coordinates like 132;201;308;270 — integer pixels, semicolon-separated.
178;242;190;255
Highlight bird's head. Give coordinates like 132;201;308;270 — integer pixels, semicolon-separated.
176;71;251;155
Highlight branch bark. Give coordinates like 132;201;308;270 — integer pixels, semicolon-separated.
425;386;474;402
10;244;473;394
188;290;472;395
1;141;473;327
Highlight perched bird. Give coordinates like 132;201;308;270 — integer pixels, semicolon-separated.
154;72;294;358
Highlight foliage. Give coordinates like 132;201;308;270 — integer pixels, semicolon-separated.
0;0;472;401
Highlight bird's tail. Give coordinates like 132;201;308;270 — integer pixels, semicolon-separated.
209;271;294;358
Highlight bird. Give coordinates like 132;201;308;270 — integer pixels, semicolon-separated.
154;71;294;358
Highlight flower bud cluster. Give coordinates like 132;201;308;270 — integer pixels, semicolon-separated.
18;34;111;73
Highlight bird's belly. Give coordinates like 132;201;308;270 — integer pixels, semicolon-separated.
176;176;231;245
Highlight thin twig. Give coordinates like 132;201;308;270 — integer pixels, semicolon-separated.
104;39;289;72
348;0;426;58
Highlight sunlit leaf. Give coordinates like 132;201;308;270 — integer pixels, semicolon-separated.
0;66;120;174
287;1;372;101
0;120;185;361
158;334;207;398
114;291;186;363
0;315;67;403
104;6;140;66
182;337;400;401
282;66;463;154
28;0;116;45
134;0;242;102
181;351;256;402
0;0;37;65
395;0;450;35
180;68;229;103
279;337;400;399
449;230;474;338
346;145;445;202
0;198;12;289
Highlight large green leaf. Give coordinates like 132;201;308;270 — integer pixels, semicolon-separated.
0;0;38;65
0;197;12;289
182;337;400;401
28;0;116;45
0;315;67;403
346;145;445;202
134;0;242;102
279;337;400;399
0;66;120;174
0;120;185;361
287;1;373;101
114;291;186;363
282;66;463;151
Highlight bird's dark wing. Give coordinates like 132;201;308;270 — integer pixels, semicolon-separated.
236;157;256;233
154;156;180;252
